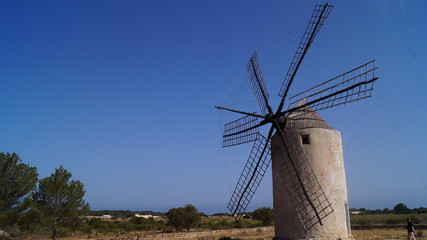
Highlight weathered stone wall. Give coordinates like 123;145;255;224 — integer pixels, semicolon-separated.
77;226;273;240
272;128;352;240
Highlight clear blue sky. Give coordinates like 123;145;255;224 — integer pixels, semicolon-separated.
1;0;426;214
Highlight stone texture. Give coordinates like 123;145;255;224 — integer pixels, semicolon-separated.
77;227;274;240
271;110;352;240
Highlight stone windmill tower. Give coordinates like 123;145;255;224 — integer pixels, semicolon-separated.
271;105;351;239
216;3;378;240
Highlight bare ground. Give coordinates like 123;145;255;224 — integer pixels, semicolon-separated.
52;228;424;240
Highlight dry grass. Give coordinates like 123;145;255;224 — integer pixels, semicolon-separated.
352;229;424;240
53;228;423;240
172;229;423;240
353;229;404;239
188;229;275;240
55;228;275;240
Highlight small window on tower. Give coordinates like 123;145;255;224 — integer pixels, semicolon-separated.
301;134;310;145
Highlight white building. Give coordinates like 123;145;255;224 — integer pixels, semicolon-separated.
134;213;159;219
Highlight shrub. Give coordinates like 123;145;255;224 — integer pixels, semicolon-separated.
252;207;274;226
166;204;201;231
56;226;72;238
385;218;400;225
351;217;371;226
410;215;420;224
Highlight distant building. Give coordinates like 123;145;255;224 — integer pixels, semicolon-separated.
350;211;362;215
134;213;159;219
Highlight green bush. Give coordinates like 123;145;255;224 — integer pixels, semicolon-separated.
233;219;262;229
56;226;73;238
351;217;371;225
129;217;165;231
252;207;274;226
410;215;420;224
86;218;119;234
385;218;400;225
198;219;232;230
117;221;135;232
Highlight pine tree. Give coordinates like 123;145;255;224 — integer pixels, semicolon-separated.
31;166;89;240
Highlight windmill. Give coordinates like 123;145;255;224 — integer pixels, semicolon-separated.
216;3;378;239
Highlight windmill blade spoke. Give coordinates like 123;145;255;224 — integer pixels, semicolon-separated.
227;132;272;218
278;4;333;102
223;115;261;148
247;50;273;115
274;128;333;231
287;60;378;114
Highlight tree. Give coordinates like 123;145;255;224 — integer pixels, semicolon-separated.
417;207;427;214
393;203;411;214
358;208;367;213
0;152;38;214
31;166;89;240
166;207;185;231
166;204;201;231
252;207;274;226
383;208;391;214
183;204;201;231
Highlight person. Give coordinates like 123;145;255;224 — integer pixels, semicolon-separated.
407;217;416;240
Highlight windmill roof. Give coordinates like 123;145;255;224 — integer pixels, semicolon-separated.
285;101;332;130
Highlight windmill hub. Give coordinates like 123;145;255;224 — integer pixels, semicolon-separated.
264;113;274;122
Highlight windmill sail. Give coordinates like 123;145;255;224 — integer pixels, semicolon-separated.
287;60;378;113
278;4;333;102
222;115;260;148
247;50;273;115
227;132;271;217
